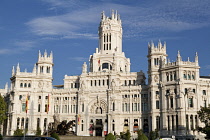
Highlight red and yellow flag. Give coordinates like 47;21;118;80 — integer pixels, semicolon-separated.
78;114;80;125
25;94;28;113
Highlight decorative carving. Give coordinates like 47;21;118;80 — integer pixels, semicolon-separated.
38;81;44;88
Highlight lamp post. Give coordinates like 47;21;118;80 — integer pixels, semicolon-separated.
176;79;187;140
182;91;187;140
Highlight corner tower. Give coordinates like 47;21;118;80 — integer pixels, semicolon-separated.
89;10;130;73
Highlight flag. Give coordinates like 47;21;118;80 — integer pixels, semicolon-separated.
25;94;28;113
98;59;100;65
47;94;50;114
78;114;80;125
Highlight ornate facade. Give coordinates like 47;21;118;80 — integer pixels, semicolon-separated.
3;11;209;139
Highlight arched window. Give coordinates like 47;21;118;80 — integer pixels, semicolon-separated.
17;118;20;129
183;74;187;80
113;102;115;111
102;63;109;69
20;83;23;88
125;80;127;86
40;66;43;73
28;83;31;88
166;73;169;82
37;118;40;129
25;118;29;129
96;107;102;114
44;118;47;130
21;118;24;129
188;74;191;80
46;67;50;73
173;72;177;80
24;83;27;88
192;74;195;80
170;72;173;81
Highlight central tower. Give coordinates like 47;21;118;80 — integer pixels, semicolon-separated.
99;10;122;54
89;10;130;73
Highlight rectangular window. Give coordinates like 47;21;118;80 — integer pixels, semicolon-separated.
81;124;84;131
170;97;173;108
204;100;207;107
122;103;124;112
156;100;160;109
188;98;193;107
203;90;206;95
133;103;137;111
22;103;26;112
45;104;48;112
112;123;115;131
82;103;84;112
19;95;22;100
125;103;128;112
38;104;41;112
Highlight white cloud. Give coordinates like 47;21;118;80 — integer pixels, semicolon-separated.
26;0;210;40
69;57;87;62
0;40;37;55
0;49;12;54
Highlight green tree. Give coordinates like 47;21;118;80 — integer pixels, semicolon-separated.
137;129;148;140
36;127;41;136
120;130;131;140
13;129;24;136
125;130;131;140
149;129;159;140
105;133;116;140
0;95;7;125
197;104;210;139
51;132;60;140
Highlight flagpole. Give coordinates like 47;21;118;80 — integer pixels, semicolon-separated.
24;94;28;140
47;111;49;137
47;93;50;137
23;112;27;140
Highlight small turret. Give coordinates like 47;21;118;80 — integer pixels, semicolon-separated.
37;50;53;76
32;64;37;73
82;62;87;73
177;50;182;62
5;83;8;92
195;52;199;66
12;66;15;76
16;63;20;73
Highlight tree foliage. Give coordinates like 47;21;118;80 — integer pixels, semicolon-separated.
197;104;210;139
105;133;116;140
0;95;7;125
51;132;60;140
120;130;131;140
36;127;41;136
13;129;24;136
149;129;159;140
137;129;148;140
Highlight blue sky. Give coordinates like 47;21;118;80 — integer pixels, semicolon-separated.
0;0;210;88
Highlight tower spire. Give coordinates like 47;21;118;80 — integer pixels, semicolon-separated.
177;50;182;62
195;52;199;66
12;66;15;76
16;63;20;73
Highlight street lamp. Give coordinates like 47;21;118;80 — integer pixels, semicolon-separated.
182;91;187;140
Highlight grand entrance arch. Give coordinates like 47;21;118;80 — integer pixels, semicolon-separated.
89;99;108;136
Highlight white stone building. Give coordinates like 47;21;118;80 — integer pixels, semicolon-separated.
3;10;209;139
